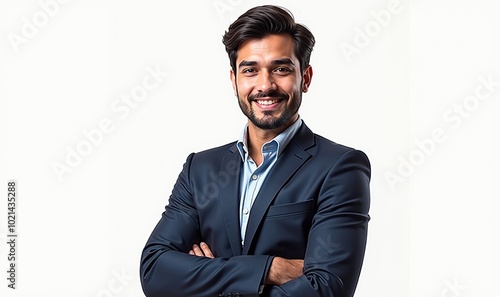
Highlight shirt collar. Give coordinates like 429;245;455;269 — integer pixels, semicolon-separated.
236;116;303;162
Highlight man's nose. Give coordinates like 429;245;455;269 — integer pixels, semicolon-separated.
257;70;277;93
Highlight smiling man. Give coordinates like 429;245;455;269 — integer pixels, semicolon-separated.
140;5;371;297
231;33;312;166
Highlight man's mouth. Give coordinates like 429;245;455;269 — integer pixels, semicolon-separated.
249;92;288;110
255;99;282;105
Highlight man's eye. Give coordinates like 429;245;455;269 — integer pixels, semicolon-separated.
242;68;256;74
275;67;291;73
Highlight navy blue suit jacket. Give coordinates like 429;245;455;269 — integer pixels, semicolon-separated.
140;123;371;297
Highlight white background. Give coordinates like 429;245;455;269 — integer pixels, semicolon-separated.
0;0;499;296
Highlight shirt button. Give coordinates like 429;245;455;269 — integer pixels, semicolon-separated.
241;240;244;246
243;208;249;215
251;174;258;180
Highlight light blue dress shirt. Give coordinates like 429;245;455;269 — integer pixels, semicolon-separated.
236;117;303;246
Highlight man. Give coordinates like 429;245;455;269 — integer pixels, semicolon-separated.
140;5;370;297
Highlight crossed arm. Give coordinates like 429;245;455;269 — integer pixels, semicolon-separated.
140;153;306;297
189;242;304;286
140;149;370;297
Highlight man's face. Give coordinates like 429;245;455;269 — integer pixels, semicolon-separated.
230;34;312;130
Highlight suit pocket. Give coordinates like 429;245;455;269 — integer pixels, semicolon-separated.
259;199;315;258
266;199;314;218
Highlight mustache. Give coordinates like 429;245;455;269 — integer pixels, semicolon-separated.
248;91;289;101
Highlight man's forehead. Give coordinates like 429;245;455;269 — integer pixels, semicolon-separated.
235;34;297;65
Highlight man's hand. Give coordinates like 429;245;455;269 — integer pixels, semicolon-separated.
265;257;304;286
189;242;214;258
189;243;303;286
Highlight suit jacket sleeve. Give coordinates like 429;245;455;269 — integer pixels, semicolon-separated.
140;153;273;297
263;149;371;297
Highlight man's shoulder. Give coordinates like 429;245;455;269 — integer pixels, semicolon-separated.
196;141;237;155
189;141;238;163
313;133;353;152
309;132;369;163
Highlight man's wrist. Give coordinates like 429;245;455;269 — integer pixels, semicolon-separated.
261;256;275;288
265;257;305;285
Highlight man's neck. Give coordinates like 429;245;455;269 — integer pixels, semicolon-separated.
246;115;298;166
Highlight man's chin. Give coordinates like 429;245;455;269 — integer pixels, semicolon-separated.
250;116;286;130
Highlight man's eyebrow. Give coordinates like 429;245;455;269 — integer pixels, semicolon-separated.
238;60;257;68
271;58;295;66
238;58;295;68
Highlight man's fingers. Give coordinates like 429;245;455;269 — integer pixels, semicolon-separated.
191;244;204;257
200;242;214;258
190;243;214;258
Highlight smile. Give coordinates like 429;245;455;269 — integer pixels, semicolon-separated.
255;99;281;105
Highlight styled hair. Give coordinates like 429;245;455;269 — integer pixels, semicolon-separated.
222;5;315;73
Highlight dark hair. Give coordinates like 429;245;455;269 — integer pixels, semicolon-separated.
222;5;315;73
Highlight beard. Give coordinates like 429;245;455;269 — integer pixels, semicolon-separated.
237;89;302;130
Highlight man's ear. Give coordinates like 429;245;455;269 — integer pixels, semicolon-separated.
230;69;237;97
302;65;313;93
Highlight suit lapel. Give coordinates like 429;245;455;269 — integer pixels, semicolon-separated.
218;145;243;256
242;123;315;255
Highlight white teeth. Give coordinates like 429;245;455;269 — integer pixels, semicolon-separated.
256;99;278;105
